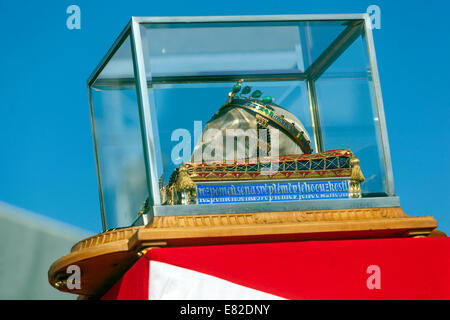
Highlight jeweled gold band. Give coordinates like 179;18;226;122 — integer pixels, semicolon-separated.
227;98;313;154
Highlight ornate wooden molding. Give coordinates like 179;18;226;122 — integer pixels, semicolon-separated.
71;226;142;252
148;207;408;229
48;206;438;297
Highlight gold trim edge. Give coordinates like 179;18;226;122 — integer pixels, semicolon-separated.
70;207;435;252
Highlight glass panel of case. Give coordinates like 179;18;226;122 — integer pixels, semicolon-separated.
89;35;150;229
138;19;389;205
87;16;394;230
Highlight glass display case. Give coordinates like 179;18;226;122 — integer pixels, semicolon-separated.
88;14;395;231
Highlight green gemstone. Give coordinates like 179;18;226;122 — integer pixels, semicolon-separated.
232;84;241;93
251;90;262;98
242;86;252;94
262;96;273;104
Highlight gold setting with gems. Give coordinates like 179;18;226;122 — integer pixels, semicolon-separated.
164;149;364;205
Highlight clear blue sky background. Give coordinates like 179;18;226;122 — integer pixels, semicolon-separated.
0;0;449;234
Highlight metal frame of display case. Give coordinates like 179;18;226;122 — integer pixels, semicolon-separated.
87;14;395;231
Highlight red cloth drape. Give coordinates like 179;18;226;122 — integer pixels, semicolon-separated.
102;237;450;300
101;253;149;300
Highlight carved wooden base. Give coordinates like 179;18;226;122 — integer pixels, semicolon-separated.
48;206;438;297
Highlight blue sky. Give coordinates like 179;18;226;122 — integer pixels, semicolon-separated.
0;0;449;234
